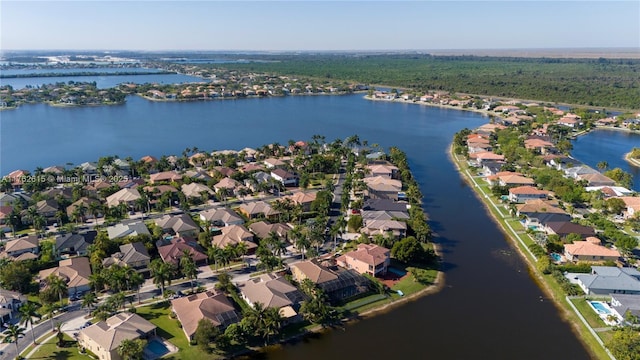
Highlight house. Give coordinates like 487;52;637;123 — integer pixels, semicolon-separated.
336;243;390;276
569;266;640;295
55;231;97;258
498;174;535;187
248;221;291;242
106;221;151;240
362;219;407;238
66;197;102;221
0;288;27;322
140;155;158;165
610;294;640;321
240;163;264;173
102;242;151;271
183;170;212;182
171;291;240;341
5;170;29;190
199;207;244;227
212;166;236;178
285;191;317;212
181;183;215;199
270;168;298;187
0;192;31;207
508;186;550;203
38;257;92;296
158;237;208;266
363;176;402;200
79;162;98;175
617;197;640;218
577;172;617;187
21;199;59;223
149;171;182;184
545;221;596;239
0;235;39;261
78;312;156;360
243;171;272;191
238;201;280;220
238;273;304;323
213;177;242;195
524;138;554;152
289;260;370;303
362;199;409;212
585;186;634;198
0;205;12;227
367;164;399;179
470;151;506;167
564;237;621;262
105;188;141;208
212;224;257;252
564;165;599;180
263;158;286;169
361;210;410;222
155;214;200;238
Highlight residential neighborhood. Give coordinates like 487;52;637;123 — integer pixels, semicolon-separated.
0;136;437;359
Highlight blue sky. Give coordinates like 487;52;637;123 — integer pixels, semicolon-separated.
2;1;639;51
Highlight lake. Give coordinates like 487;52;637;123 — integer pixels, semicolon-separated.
572;129;640;191
0;94;592;359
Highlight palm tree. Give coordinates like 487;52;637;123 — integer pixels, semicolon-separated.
180;249;198;293
19;301;41;345
41;302;61;332
81;292;98;311
126;269;145;304
117;338;145;360
208;246;222;271
243;303;283;345
3;324;25;355
88;201;101;225
47;275;68;306
150;259;172;298
55;322;64;346
597;161;609;171
215;271;235;294
235;242;249;267
291;226;310;260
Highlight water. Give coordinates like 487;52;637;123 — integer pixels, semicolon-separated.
572;129;640;191
0;67;159;76
0;72;206;89
589;301;612;315
146;338;169;356
0;94;591;359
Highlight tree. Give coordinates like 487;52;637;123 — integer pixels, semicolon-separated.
150;259;173;298
180;249;198;293
215;271;235;294
55;322;64;346
208;246;223;271
347;215;363;232
597;161;609;171
605;197;627;215
391;236;425;263
604;168;633;189
241;302;283;345
0;261;33;293
47;275;68;306
19;301;41;345
607;326;640;360
117;338;146;360
617;236;639;254
194;318;220;353
81;292;98;311
3;324;25;355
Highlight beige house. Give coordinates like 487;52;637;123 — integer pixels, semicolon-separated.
286;191;317;212
564;237;621;262
211;224;257;252
155;214;200;238
105;188;141;208
171;291;240;341
0;235;39;261
366;163;399;179
38;257;92;296
181;182;215;199
237;273;304;323
238;201;280;220
336;244;390;276
78;312;156;360
363;176;402;200
149;171;182;184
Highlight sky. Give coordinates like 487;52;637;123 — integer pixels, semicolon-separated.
1;1;639;51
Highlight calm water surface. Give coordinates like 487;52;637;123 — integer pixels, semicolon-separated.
0;72;205;89
0;95;591;359
572;129;640;191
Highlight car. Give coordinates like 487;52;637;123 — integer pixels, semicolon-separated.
84;321;92;327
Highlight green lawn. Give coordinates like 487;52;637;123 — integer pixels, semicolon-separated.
570;298;607;328
27;334;85;360
135;302;215;360
340;294;388;312
390;269;436;297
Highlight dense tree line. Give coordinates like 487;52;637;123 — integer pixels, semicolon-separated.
213;54;640;109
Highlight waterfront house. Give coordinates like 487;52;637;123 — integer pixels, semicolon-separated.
585;186;634;198
0;235;39;261
78;312;156;360
564;237;621;262
157;237;208;266
106;221;150;240
498;174;536;187
610;294;640;321
470;151;506;167
362;198;409;213
38;257;92;296
577;172;617;187
212;224;257;252
290;260;370;303
544;221;596;239
105;188;141;208
361;219;407;239
508;186;550;203
238;273;304;323
336;243;390;276
263;158;286;169
361;210;410;222
155;214;200;238
199;207;245;227
367;163;399;179
171;291;240;341
55;231;97;258
363;176;402;200
0;288;27;322
238;201;280;220
568;266;640;295
102;242;151;272
524;138;555;152
5;170;29;191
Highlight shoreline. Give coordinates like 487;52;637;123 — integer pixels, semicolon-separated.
624;152;640;168
448;145;605;360
364;95;494;118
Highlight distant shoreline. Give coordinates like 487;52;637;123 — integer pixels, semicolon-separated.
624;152;640;168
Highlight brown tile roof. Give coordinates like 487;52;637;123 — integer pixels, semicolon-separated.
79;312;156;352
238;273;300;309
212;225;257;249
290;260;338;284
565;239;621;258
38;257;91;289
158;237;207;265
4;235;38;252
171;291;239;338
342;244;390;267
508;186;549;195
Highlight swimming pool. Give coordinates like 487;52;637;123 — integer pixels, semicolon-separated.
146;338;169;357
550;253;562;262
589;301;612;315
388;267;407;277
